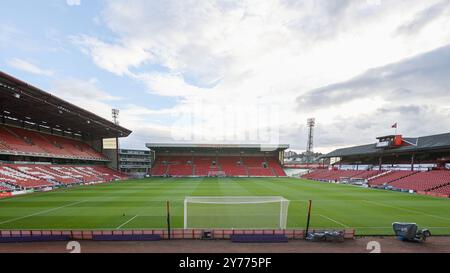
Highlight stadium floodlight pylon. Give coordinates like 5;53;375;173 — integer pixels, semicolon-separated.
184;196;289;229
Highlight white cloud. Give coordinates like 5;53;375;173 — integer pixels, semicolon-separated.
71;35;152;76
8;58;54;76
51;77;121;121
66;0;81;6
72;0;450;151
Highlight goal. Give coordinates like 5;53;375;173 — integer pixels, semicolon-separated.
207;170;226;177
184;196;290;229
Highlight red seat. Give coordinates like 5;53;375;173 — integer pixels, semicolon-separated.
389;170;450;191
0;164;128;189
303;169;385;181
150;155;285;177
0;125;107;160
368;171;417;186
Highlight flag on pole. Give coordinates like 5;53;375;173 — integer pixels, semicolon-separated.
391;123;397;128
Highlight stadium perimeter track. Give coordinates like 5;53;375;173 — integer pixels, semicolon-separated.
1;236;450;253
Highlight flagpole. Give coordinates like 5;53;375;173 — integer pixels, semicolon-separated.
392;122;398;135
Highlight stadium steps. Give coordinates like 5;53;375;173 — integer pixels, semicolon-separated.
0;140;12;150
368;170;418;186
428;181;450;191
2;126;25;143
7;165;58;185
270;167;277;177
0;182;15;190
367;170;392;181
40;134;63;149
36;133;64;151
389;170;450;191
41;166;85;184
386;171;419;184
2;181;18;189
428;184;450;196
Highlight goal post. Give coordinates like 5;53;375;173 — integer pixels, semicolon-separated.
207;170;225;177
184;196;289;229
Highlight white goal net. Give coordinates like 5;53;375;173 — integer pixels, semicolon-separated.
184;196;289;229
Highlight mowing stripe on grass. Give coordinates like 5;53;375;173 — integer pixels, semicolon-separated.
363;200;450;222
116;215;139;229
0;200;87;226
317;214;349;228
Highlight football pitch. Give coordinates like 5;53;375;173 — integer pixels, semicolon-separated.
0;177;449;235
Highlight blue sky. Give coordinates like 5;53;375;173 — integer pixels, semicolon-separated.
1;0;173;109
2;0;450;152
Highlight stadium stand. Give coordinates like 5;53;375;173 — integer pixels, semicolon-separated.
428;184;450;197
166;156;194;176
147;143;289;178
303;168;450;196
243;157;276;176
389;170;450;191
0;184;14;191
317;132;450;198
218;156;248;176
0;125;107;160
301;169;381;181
193;156;216;176
0;71;131;195
368;171;417;186
152;155;287;177
150;160;169;176
0;164;126;189
267;158;287;177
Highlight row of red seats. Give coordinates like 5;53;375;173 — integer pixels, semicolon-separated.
302;169;384;181
0;185;12;191
94;165;129;180
247;167;274;176
428;185;450;196
353;170;384;179
303;169;450;194
0;125;106;160
267;158;287;177
302;169;331;180
0;164;127;189
151;156;286;177
193;157;216;176
151;164;168;176
368;171;417;186
218;157;247;176
389;170;450;191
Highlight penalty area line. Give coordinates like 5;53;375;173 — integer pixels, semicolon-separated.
317;214;349;228
0;200;87;226
362;200;450;222
116;215;139;230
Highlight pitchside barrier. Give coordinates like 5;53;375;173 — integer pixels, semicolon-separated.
0;229;355;242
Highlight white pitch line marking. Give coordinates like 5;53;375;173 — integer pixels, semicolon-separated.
116;215;139;230
0;200;87;226
363;200;450;222
318;214;349;228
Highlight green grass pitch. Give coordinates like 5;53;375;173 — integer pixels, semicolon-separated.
0;177;449;235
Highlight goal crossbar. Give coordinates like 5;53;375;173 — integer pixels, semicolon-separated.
184;196;290;229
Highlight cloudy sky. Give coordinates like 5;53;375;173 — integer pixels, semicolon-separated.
1;0;450;153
